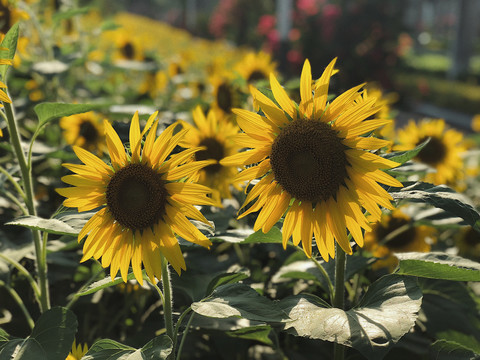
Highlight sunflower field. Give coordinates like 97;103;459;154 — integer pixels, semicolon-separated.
1;1;480;360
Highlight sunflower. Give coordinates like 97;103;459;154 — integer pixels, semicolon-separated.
456;226;480;260
221;58;402;260
364;208;436;271
108;28;145;62
66;339;88;360
395;118;466;187
209;70;242;117
60;112;108;156
57;112;218;284
179;106;242;203
235;50;277;85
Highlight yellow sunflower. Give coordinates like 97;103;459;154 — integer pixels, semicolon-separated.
179;106;242;203
209;70;242;117
472;114;480;133
57;112;218;284
235;50;277;85
106;28;145;62
60;112;107;156
364;208;436;271
66;339;88;360
395;118;466;187
221;58;402;260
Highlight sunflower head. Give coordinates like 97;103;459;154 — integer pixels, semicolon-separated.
60;112;107;156
395;118;467;187
235;50;277;85
221;58;402;260
179;106;243;203
364;208;436;271
66;339;88;360
57;111;218;284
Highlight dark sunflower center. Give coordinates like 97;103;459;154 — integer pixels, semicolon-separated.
217;83;233;113
121;42;135;60
106;163;167;230
195;137;225;175
270;119;348;203
376;216;416;250
79;120;99;144
0;3;11;34
416;136;447;166
464;227;480;246
247;69;267;83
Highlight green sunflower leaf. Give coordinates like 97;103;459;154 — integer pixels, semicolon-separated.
0;22;19;81
226;325;274;346
396;252;480;281
83;336;172;359
383;137;430;165
191;283;288;323
206;271;250;296
241;226;283;244
0;307;77;360
6;215;79;236
279;274;422;360
389;181;480;233
76;271;143;296
34;102;108;128
430;340;480;360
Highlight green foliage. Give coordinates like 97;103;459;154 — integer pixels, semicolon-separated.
83;336;172;360
0;307;77;360
241;226;283;244
279;275;422;360
6;216;80;236
34;103;108;128
226;325;274;346
431;340;480;360
397;252;480;281
0;23;19;80
384;138;430;165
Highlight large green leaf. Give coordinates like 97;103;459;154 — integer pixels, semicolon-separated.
384;137;430;164
240;226;282;244
6;216;79;236
191;283;288;323
0;307;77;360
206;271;250;296
77;271;145;296
390;182;480;232
279;275;422;360
431;340;480;360
396;252;480;281
34;102;108;128
226;325;274;346
83;336;172;360
0;23;19;80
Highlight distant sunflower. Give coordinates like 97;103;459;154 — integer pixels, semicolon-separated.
179;106;242;203
472;114;480;133
209;72;241;116
395;119;466;187
66;339;88;360
60;112;107;156
456;226;480;260
221;59;402;260
57;112;217;284
364;208;436;270
110;29;145;62
235;51;277;84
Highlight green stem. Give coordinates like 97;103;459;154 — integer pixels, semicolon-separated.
311;256;334;304
173;307;192;349
0;252;41;300
0;280;35;330
160;253;175;354
4;190;28;215
66;268;104;309
0;165;27;200
176;311;194;360
3;100;50;312
333;242;346;360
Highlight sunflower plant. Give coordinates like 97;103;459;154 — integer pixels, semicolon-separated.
2;9;480;360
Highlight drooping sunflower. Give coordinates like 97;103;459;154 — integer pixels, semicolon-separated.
60;112;107;156
66;339;88;360
395;118;466;187
57;112;218;284
364;208;436;271
221;59;402;260
235;50;277;85
179;106;242;203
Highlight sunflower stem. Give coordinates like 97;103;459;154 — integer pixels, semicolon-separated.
311;256;334;304
160;253;175;356
0;280;35;330
333;242;346;359
176;311;194;360
3;99;50;313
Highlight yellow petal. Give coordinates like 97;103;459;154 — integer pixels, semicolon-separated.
299;59;313;118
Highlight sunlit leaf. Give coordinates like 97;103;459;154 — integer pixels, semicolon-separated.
241;226;282;244
34;102;108;128
6;216;78;236
397;252;480;281
431;340;480;360
192;283;288;323
279;275;422;360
